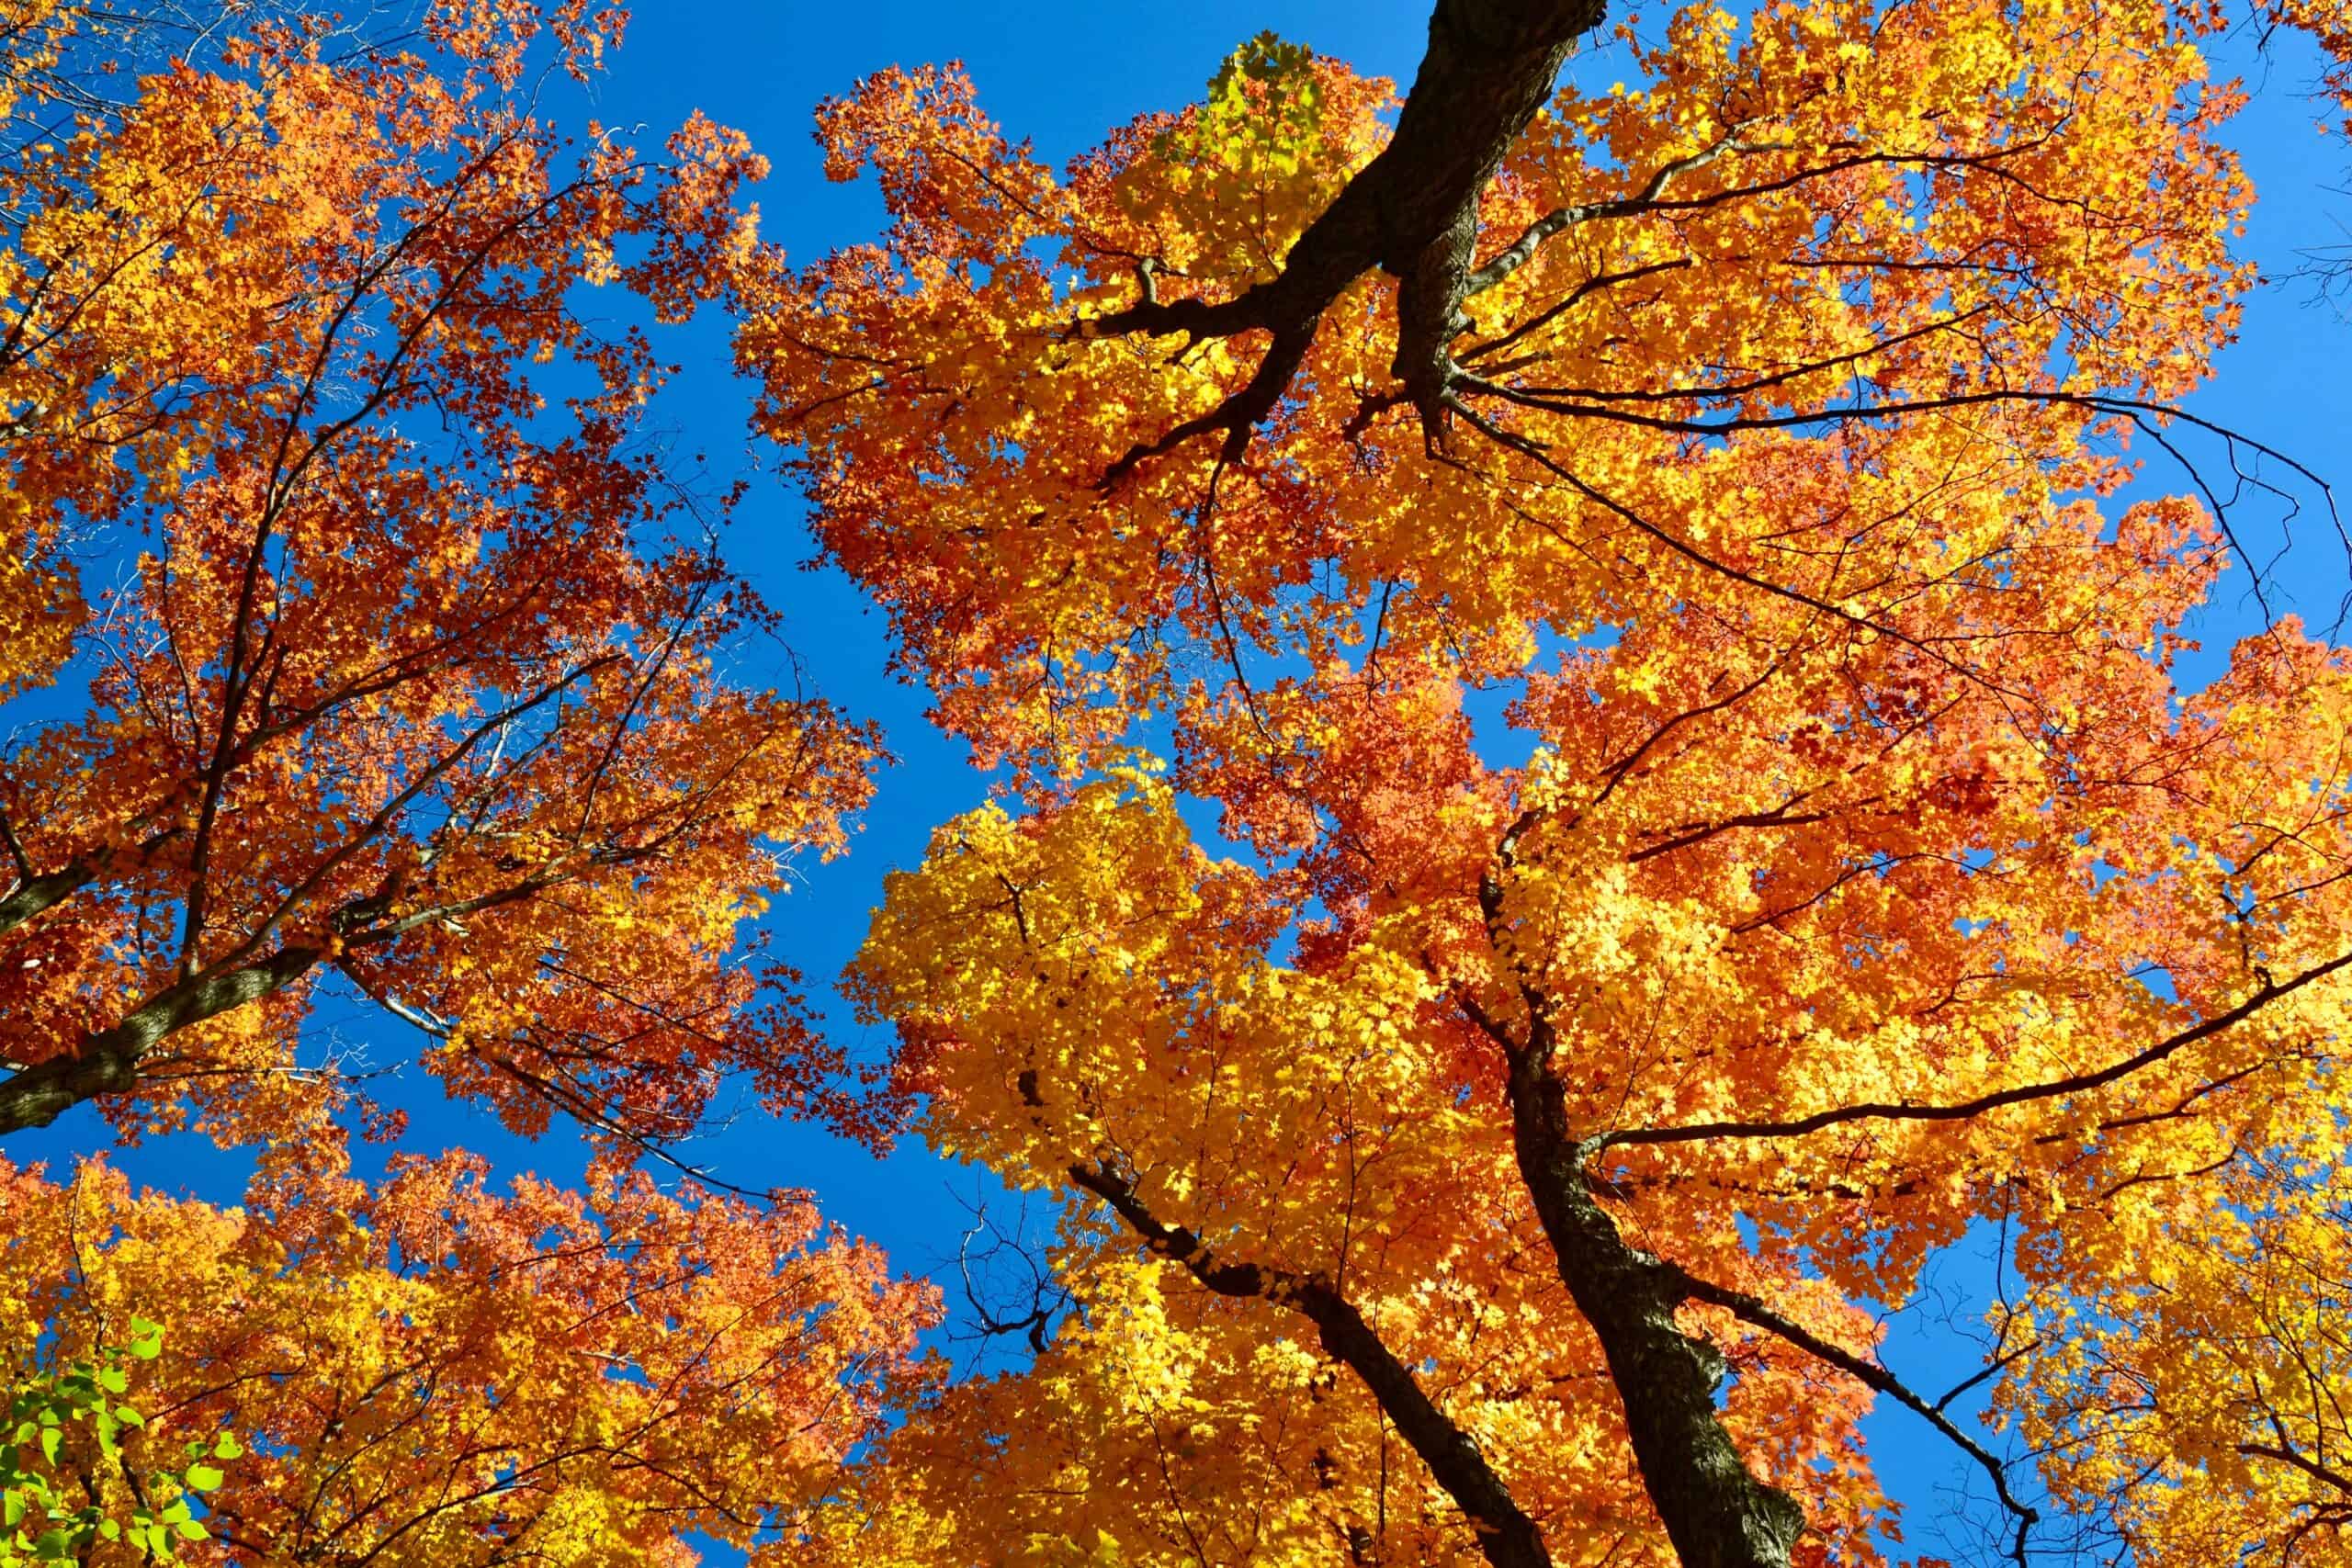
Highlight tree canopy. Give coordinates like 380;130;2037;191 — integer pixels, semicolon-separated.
745;1;2352;1564
0;4;930;1559
9;0;2352;1564
0;0;876;1148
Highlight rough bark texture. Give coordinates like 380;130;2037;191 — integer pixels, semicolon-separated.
1094;0;1608;454
1505;1048;1808;1568
1476;815;1809;1568
1070;1159;1555;1568
0;862;97;940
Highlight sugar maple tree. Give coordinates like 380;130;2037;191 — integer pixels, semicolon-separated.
0;4;941;1562
746;2;2352;1565
0;0;877;1146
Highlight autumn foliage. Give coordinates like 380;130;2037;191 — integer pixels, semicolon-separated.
0;0;883;1148
743;1;2352;1564
0;3;934;1561
0;1137;932;1565
14;0;2352;1564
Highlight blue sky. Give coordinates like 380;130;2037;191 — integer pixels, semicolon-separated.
17;1;2352;1558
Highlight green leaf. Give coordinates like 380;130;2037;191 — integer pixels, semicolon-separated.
184;1464;223;1493
211;1433;241;1461
33;1432;53;1469
112;1405;141;1428
94;1369;124;1396
126;1321;162;1362
174;1517;208;1542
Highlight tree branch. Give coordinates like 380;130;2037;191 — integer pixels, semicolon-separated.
1668;1268;2039;1565
1499;1038;1809;1568
1087;0;1608;455
1480;810;1810;1568
0;823;187;941
1068;1157;1554;1568
1599;947;2352;1152
0;941;325;1135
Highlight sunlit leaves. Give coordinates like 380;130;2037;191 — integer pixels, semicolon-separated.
1;1323;232;1567
0;1;878;1152
760;2;2352;1562
0;1149;938;1567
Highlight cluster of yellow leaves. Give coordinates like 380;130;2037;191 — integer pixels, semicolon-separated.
0;1139;939;1566
2004;1158;2352;1566
751;0;2352;1561
842;773;1894;1567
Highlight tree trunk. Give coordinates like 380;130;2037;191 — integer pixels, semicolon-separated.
1096;0;1607;446
1506;1044;1808;1568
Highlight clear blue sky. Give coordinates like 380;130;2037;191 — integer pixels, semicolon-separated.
17;2;2352;1558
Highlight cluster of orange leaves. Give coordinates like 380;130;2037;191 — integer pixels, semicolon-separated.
0;0;882;1144
0;3;938;1561
741;0;2352;1563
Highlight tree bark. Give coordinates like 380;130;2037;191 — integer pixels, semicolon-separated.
0;861;97;940
0;825;187;941
1094;0;1607;451
0;942;323;1135
1071;1159;1555;1568
1473;807;1809;1568
1503;1047;1808;1568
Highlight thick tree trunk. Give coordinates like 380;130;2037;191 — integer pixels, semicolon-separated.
1380;0;1605;413
1506;1051;1808;1568
1095;0;1606;449
1472;803;1808;1568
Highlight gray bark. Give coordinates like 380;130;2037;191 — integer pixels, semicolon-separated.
1505;1047;1807;1568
